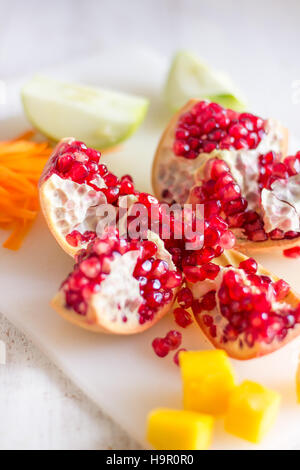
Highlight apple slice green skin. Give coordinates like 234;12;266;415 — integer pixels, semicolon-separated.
21;76;149;149
164;50;247;113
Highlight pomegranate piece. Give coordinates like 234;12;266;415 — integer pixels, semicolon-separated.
283;246;300;258
52;230;180;334
173;307;193;328
189;262;300;359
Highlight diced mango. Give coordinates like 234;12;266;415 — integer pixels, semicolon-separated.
179;350;236;415
224;380;281;443
147;408;214;450
296;359;300;403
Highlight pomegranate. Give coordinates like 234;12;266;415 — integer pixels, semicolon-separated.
187;250;300;359
52;229;182;334
152;99;288;207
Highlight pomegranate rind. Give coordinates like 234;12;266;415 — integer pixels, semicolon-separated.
189;249;300;360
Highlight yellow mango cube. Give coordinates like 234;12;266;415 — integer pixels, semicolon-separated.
224;380;281;443
179;350;236;415
147;408;214;450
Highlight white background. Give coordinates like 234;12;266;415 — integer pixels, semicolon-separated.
0;0;300;450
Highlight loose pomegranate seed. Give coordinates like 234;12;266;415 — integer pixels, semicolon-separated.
173;348;187;366
165;330;182;350
152;337;170;358
173;307;193;328
177;287;193;308
283;246;300;258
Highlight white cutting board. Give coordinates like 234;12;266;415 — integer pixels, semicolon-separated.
1;47;300;450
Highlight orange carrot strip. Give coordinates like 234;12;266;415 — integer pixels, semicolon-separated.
0;200;37;220
5;158;48;173
0;166;36;195
3;219;35;250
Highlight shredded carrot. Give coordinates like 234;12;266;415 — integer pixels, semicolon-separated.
0;131;52;250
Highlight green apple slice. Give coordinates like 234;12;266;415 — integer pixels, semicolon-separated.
164;50;247;112
21;76;149;149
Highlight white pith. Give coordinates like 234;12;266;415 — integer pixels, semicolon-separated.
261;189;299;233
42;173;111;246
90;251;143;327
261;173;300;233
155;118;283;207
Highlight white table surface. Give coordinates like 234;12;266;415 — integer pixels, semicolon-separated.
1;0;300;450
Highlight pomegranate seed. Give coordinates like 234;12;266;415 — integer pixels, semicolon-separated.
151;260;169;278
161;271;182;289
120;179;134;195
80;257;101;278
152;338;170;358
283;246;300;258
165;330;182;350
239;258;258;274
183;266;204;283
177;287;193;308
105;173;119;186
56;154;74;173
146;291;164;308
66;230;82;247
273;279;290;301
69;163;89;182
173;307;193;328
269;229;284;240
204;227;220;247
219;231;235;249
200;290;216;311
103;186;120;203
140;241;157;260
